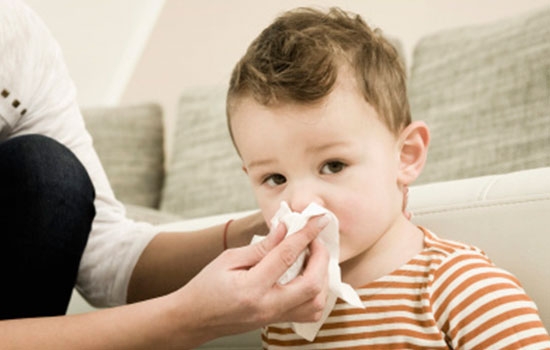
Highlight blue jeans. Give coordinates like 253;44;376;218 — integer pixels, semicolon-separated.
0;135;95;319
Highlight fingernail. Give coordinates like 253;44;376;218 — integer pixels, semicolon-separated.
317;214;330;228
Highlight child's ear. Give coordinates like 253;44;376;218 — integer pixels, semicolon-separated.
397;121;430;186
242;165;248;174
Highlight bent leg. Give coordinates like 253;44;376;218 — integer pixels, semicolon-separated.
0;135;95;319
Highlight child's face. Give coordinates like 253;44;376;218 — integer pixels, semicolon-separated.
230;77;405;264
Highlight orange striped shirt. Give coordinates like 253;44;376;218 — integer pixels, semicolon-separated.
262;229;550;349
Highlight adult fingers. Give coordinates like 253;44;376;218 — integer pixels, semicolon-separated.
300;236;330;289
221;222;287;270
250;215;329;288
279;281;328;323
264;238;330;323
279;237;329;308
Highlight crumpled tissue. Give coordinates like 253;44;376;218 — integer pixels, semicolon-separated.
251;201;364;341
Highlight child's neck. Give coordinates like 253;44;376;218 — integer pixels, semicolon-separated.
340;216;424;288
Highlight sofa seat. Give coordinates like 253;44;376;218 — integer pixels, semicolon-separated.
68;166;550;348
73;5;550;347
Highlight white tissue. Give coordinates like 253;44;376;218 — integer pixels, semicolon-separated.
251;201;364;341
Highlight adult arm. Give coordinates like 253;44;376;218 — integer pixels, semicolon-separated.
127;211;267;302
0;215;329;349
1;0;165;307
0;298;183;350
1;1;331;347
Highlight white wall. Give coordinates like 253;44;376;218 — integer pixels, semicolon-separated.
120;0;550;157
23;0;550;126
24;0;165;107
123;0;550;96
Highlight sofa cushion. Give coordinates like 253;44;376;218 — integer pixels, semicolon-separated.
160;86;257;218
157;166;550;338
409;6;550;184
124;204;183;225
82;104;165;209
410;166;550;329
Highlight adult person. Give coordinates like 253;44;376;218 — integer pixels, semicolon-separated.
0;0;330;348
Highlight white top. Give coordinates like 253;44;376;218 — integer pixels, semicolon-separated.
0;0;159;307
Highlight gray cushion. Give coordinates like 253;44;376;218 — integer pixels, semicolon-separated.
160;86;257;218
125;204;182;225
409;6;550;184
82;104;165;209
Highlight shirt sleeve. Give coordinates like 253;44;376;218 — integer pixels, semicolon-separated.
0;0;160;307
430;251;550;349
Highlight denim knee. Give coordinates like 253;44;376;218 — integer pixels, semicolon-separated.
0;134;96;318
0;134;96;252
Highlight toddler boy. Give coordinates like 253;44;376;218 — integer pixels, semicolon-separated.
226;7;550;349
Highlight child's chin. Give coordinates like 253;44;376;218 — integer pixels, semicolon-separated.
339;245;365;264
338;252;354;264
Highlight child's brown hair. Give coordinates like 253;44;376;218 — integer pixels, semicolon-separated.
227;7;410;135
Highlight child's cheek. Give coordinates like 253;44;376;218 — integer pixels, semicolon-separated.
332;197;366;232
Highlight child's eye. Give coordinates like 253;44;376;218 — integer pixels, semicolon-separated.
264;174;287;187
321;161;346;174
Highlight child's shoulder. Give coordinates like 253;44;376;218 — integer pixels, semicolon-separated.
417;227;522;289
420;226;488;262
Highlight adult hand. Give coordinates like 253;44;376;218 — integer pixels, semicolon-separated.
170;215;330;345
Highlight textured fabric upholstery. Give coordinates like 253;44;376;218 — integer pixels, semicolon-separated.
70;9;550;340
160;167;550;349
82;104;165;208
410;166;550;329
409;7;550;184
124;204;182;225
160;86;257;218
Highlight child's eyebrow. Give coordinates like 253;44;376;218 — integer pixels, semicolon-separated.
246;142;349;169
306;141;348;154
246;158;276;169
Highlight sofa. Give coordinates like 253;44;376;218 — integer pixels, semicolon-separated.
70;5;550;348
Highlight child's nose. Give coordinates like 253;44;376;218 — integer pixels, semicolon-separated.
287;182;323;213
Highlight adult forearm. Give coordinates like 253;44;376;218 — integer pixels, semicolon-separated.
127;227;222;303
127;212;267;303
0;296;204;350
0;213;329;349
29;214;327;349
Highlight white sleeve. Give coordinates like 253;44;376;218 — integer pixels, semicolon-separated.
0;0;160;307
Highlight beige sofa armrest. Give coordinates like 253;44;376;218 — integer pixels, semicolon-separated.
410;166;550;329
69;167;550;346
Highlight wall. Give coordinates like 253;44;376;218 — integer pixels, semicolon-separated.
119;0;550;158
24;0;165;107
23;0;550;136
